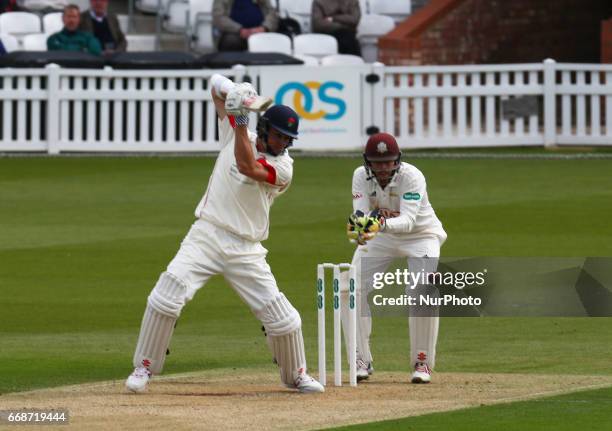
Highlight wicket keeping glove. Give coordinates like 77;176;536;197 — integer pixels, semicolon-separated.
347;210;383;245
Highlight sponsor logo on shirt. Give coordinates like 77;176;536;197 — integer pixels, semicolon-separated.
352;193;363;199
403;192;421;200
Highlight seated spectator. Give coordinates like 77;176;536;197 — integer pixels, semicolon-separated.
1;0;17;12
78;0;126;54
311;0;361;56
47;4;102;55
213;0;278;51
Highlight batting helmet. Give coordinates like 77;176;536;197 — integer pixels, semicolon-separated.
257;105;299;141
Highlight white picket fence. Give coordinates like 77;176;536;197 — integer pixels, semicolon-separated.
0;59;610;153
373;60;612;148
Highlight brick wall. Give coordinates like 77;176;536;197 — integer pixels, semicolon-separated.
380;0;612;65
603;18;612;63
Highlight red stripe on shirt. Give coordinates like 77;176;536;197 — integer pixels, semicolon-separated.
257;157;277;185
228;115;236;128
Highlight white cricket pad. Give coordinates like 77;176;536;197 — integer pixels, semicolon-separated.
133;272;187;374
339;271;372;366
256;294;306;385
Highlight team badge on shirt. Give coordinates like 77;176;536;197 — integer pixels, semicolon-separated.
403;192;421;200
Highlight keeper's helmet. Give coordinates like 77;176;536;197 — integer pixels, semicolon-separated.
257;105;299;148
363;132;402;183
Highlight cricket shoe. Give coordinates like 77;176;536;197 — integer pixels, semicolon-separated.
288;370;324;393
411;362;432;384
126;366;151;393
356;358;370;381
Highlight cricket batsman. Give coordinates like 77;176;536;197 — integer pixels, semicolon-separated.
344;132;447;383
125;75;324;393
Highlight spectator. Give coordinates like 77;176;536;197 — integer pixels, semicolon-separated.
213;0;278;51
78;0;126;54
47;4;102;55
312;0;361;56
0;0;17;12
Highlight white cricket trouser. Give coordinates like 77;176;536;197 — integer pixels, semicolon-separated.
167;219;282;310
132;218;309;377
350;233;444;369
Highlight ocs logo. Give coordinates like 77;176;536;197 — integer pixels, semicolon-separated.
275;81;346;120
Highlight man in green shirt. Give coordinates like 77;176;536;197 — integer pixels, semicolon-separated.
47;5;102;55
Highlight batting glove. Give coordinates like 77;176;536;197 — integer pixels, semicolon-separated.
225;82;257;116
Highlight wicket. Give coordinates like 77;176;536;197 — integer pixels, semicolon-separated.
317;263;357;387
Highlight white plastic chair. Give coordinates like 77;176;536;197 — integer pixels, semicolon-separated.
293;33;338;58
357;14;395;63
43;12;63;34
117;14;129;34
17;0;65;11
280;0;312;33
0;33;20;52
369;0;411;23
189;0;214;53
0;12;42;36
358;0;370;14
126;35;157;52
248;32;292;55
22;33;49;50
136;0;171;13
321;54;365;66
164;0;190;33
293;54;319;66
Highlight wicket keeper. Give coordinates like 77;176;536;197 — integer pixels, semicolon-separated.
345;132;447;383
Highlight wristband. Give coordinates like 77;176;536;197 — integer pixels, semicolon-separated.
235;115;249;125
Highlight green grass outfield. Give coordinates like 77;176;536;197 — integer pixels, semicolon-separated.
1;155;612;428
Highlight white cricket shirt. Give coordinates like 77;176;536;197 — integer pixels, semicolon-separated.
195;116;293;242
352;162;446;241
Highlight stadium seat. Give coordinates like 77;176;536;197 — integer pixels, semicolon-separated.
0;11;42;36
248;32;292;55
0;33;19;52
321;54;365;66
18;0;89;10
117;14;129;33
358;0;371;14
42;12;63;34
280;0;312;33
369;0;411;23
189;0;214;53
126;34;157;52
136;0;171;14
357;13;395;63
163;0;190;33
293;33;338;58
22;33;48;50
293;54;319;66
